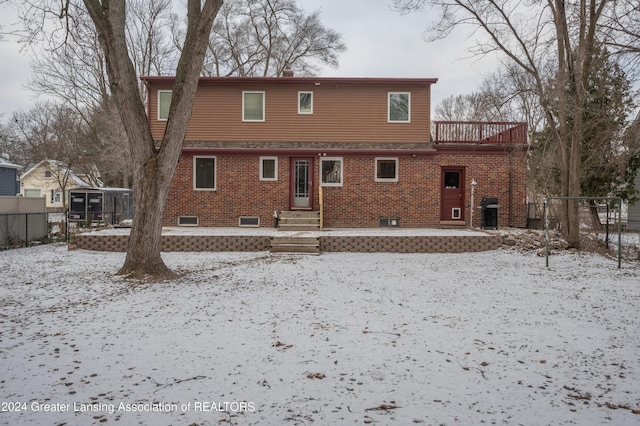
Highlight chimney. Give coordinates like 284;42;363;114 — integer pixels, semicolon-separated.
282;62;294;77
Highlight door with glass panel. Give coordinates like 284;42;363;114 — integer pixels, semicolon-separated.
291;158;313;209
441;168;465;221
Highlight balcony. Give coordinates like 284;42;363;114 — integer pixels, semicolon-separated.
434;121;528;146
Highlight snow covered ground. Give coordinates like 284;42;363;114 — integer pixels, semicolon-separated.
1;241;639;425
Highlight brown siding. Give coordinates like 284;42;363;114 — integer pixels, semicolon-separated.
148;82;431;144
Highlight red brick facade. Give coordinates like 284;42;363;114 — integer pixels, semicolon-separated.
164;149;527;228
142;76;528;229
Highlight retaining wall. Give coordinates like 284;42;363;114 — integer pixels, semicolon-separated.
72;233;502;253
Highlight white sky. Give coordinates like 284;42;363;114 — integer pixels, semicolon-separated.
0;0;500;118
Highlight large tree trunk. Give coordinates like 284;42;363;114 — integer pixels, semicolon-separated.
120;156;174;278
84;0;222;280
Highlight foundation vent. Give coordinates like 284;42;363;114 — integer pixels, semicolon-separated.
379;218;400;227
178;216;198;226
239;216;260;227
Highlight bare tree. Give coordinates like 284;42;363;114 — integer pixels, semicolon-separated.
19;0;222;278
71;0;221;279
24;0;177;190
393;0;640;248
10;101;101;207
434;92;494;122
204;0;346;77
601;0;640;76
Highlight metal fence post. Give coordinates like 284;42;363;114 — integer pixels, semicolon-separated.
25;213;29;247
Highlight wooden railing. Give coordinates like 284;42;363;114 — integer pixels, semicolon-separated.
434;121;528;145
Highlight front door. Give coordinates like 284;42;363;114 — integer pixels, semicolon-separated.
441;168;464;221
291;158;313;209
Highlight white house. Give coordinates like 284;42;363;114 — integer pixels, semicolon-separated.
20;159;102;211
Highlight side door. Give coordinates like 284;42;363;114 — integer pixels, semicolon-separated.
440;168;465;222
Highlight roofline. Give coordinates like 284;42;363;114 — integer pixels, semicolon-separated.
182;147;437;156
140;76;438;86
0;161;22;170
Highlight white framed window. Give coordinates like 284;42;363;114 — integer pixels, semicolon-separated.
320;157;343;186
375;157;398;182
260;156;278;181
388;92;410;123
243;91;265;121
24;189;41;197
158;90;172;121
298;91;313;114
193;156;216;190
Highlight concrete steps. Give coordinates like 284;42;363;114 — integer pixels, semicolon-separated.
270;236;320;255
277;210;321;231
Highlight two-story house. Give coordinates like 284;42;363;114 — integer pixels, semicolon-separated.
142;74;528;229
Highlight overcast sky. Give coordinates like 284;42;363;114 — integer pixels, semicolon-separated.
0;0;500;118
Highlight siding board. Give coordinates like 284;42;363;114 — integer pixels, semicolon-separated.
147;79;433;144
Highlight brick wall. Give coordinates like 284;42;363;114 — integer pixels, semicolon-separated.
164;149;527;229
72;233;503;253
72;234;271;252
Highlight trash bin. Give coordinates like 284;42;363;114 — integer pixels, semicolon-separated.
480;197;499;229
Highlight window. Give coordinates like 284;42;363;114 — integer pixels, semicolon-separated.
444;171;460;188
375;158;398;182
193;156;216;190
298;91;313;114
44;170;52;178
24;189;41;197
243;91;265;121
158;90;172;121
320;158;343;186
260;156;278;181
388;92;410;122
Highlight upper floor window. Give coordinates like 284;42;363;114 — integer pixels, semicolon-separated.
243;91;265;121
158;90;172;121
193;156;216;190
298;91;313;114
388;92;410;123
375;157;398;182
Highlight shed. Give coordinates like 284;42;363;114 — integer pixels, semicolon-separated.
69;187;133;224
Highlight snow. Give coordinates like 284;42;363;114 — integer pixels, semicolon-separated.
90;226;487;237
1;241;639;425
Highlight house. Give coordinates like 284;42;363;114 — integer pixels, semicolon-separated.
141;74;528;229
20;159;102;211
0;157;21;196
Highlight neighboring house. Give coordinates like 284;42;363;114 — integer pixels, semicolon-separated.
20;159;103;211
0;157;21;196
142;74;528;229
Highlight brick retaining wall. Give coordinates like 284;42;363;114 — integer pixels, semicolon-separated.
72;233;502;253
320;235;503;253
72;235;271;252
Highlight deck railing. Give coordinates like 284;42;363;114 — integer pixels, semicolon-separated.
434;121;528;145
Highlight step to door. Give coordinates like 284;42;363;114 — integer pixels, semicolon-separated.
277;211;321;231
270;236;320;255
